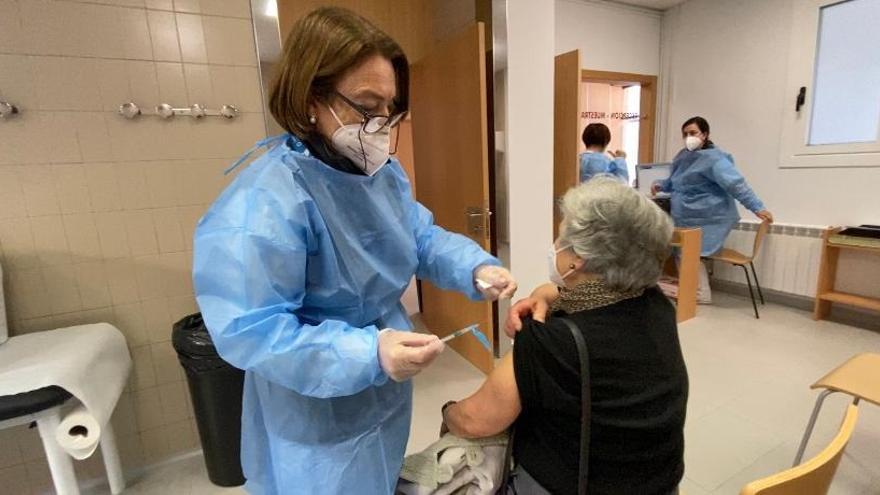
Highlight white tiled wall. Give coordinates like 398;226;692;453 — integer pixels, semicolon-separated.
0;0;265;492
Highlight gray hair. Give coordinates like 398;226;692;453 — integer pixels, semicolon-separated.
559;175;673;291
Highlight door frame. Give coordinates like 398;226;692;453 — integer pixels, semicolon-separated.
580;69;658;164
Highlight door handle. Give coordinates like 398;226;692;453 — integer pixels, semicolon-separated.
466;207;491;236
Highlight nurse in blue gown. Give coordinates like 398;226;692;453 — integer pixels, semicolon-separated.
192;8;517;494
653;116;773;302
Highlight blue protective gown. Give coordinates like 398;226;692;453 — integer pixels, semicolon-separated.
657;147;765;256
192;135;499;494
578;151;629;183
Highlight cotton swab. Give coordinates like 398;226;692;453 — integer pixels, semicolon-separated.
475;279;493;290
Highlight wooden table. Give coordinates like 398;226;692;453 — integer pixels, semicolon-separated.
671;227;701;323
814;227;880;320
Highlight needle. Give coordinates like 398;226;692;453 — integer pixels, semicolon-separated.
440;324;492;352
441;325;478;343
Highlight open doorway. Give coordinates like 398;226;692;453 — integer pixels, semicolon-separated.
581;69;658;177
554;50;658;232
579;81;641;185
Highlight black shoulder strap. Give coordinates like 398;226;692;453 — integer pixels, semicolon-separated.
558;317;590;495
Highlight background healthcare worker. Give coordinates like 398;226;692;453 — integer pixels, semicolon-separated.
192;7;516;494
579;123;629;183
653;116;772;303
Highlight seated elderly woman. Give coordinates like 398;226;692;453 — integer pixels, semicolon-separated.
441;176;688;495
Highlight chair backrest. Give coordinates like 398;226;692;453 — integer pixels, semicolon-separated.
749;220;771;260
739;403;859;495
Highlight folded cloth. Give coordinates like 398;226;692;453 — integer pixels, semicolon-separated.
0;323;132;431
399;433;508;494
397;479;433;495
470;445;507;493
435;464;476;495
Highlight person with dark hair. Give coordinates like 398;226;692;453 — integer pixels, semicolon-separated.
579;123;629;183
192;7;517;493
652;116;773;303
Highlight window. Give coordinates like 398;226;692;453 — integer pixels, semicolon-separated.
780;0;880;168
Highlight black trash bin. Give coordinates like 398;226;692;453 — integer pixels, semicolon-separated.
172;313;246;487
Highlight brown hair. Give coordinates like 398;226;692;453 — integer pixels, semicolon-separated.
269;7;409;138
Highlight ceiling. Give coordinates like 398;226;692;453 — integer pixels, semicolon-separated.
609;0;688;11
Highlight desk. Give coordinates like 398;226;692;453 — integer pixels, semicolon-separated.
670;227;701;323
814;227;880;320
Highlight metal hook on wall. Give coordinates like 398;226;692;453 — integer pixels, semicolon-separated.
118;102;142;119
0;100;21;119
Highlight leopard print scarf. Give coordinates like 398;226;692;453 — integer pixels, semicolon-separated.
550;279;644;314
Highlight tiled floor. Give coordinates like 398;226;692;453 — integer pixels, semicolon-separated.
86;292;880;494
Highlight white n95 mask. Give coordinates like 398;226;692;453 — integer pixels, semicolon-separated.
328;105;391;176
548;243;577;286
685;135;703;151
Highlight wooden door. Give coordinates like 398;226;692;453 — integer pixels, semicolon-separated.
410;22;494;374
393;117;417;192
277;0;433;62
553;49;582;235
638;78;657;165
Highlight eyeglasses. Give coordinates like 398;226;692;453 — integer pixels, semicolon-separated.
334;91;407;134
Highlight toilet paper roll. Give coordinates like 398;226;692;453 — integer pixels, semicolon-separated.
55;404;102;460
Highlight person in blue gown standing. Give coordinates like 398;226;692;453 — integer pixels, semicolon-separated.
579;123;629;183
192;8;517;494
653;116;772;303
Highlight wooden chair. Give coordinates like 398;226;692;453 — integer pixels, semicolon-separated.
708;220;770;318
740;403;859;495
793;353;880;466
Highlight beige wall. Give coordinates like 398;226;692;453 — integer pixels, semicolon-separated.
505;0;555;304
0;0;265;491
555;0;661;75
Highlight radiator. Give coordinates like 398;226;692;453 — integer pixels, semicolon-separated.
711;221;826;298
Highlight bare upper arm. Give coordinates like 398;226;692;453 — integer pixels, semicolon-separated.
447;351;521;438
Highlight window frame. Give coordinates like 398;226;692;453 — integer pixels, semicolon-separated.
779;0;880;169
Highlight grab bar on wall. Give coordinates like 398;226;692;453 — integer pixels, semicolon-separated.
0;100;20;119
155;103;240;119
118;102;239;120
